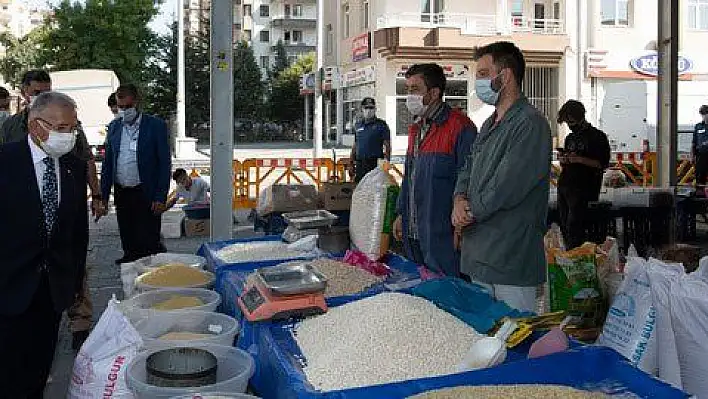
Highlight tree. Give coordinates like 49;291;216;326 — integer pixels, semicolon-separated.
141;22;176;121
269;40;290;80
267;52;315;123
0;27;49;87
39;0;161;87
184;19;210;133
233;41;265;120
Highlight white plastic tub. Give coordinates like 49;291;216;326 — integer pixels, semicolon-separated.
132;310;239;347
127;343;255;399
123;288;221;313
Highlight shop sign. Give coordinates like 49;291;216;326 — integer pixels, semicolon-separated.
299;72;316;95
342;65;375;88
396;64;470;79
630;52;693;76
352;33;371;62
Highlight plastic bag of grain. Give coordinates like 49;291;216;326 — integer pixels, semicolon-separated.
68;297;142;398
349;162;400;260
597;257;657;374
670;259;708;398
548;243;602;312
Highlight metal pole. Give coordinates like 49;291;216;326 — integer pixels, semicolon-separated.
335;0;344;145
210;0;234;240
313;0;324;158
177;0;186;139
657;0;679;187
305;94;311;141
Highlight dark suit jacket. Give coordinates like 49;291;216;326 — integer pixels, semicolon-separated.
100;114;171;203
0;140;89;315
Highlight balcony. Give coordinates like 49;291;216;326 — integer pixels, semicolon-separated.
377;12;498;36
271;41;315;53
510;16;565;34
270;15;316;29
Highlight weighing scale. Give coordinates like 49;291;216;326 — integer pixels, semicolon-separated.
237;262;328;322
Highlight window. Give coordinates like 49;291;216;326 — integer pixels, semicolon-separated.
421;0;445;23
511;0;523;26
361;1;370;29
284;31;291;42
285;4;291;17
688;0;708;30
293;4;304;17
260;30;270;42
601;0;630;26
243;29;252;41
259;5;269;17
553;1;561;19
243;4;252;16
343;3;350;37
326;24;334;54
292;30;303;43
260;56;270;69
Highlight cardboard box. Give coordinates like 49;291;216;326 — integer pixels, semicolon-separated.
161;207;185;239
258;184;319;215
183;217;209;237
321;182;356;211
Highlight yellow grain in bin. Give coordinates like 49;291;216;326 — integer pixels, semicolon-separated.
349;161;400;260
136;263;214;290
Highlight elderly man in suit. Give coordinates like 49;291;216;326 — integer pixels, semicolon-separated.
0;91;89;397
100;83;171;264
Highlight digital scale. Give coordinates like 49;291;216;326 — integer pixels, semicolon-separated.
237;262;328;322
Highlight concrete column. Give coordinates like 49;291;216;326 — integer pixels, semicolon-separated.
210;0;234;240
497;0;509;34
656;0;679;187
305;94;311;140
335;0;344;145
313;0;325;158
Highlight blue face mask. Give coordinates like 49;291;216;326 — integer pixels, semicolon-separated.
475;73;503;106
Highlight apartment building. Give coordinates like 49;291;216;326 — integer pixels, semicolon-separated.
321;0;708;153
237;0;317;74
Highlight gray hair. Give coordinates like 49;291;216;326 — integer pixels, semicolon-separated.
28;91;77;119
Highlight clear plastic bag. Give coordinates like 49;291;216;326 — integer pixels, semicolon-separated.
349;163;399;261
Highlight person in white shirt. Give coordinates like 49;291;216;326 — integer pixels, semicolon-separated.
168;168;210;207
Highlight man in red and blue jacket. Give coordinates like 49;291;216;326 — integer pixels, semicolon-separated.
392;63;477;277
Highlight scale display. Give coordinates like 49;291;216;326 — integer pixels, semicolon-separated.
237;279;328;322
242;286;266;313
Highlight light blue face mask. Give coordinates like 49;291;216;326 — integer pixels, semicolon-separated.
475;72;503;106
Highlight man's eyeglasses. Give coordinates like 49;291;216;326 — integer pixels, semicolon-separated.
36;118;78;135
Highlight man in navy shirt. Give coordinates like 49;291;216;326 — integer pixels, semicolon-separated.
348;97;391;182
693;105;708;186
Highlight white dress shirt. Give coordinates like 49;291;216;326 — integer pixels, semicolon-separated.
27;134;61;203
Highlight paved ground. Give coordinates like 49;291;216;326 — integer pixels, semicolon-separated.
44;209;260;398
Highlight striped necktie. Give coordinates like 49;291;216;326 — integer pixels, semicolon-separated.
42;157;59;236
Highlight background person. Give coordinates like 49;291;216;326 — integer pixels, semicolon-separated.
167;168;210;208
0;86;11;127
0;92;89;396
100;83;171;264
107;92;119;117
392;63;477;277
452;42;551;312
556;99;611;249
693;105;708;187
348;97;391;182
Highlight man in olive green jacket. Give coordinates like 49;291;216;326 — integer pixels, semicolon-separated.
452;42;552;312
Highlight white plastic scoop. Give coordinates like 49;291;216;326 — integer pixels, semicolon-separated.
457;319;517;372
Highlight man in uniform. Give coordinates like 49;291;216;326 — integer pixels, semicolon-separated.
693;105;708;187
348;97;391;182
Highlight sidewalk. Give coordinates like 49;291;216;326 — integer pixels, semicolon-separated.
44;210;259;398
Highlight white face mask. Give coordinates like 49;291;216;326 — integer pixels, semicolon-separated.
120;107;138;124
363;109;376;120
40;131;77;158
406;94;426;116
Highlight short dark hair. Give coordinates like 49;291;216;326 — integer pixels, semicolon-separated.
21;69;51;87
473;41;526;87
116;84;140;101
108;92;117;107
172;168;188;181
0;87;9;100
558;100;586;124
405;63;446;99
700;105;708;115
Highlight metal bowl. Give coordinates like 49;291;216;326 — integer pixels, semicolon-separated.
146;347;218;388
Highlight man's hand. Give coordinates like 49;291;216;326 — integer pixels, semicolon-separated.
453;228;462;251
91;198;108;222
151;201;167;214
392;215;403;241
452;195;473;228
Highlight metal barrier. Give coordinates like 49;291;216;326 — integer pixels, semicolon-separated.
183;153;700;210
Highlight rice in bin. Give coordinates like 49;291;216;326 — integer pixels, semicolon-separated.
137;264;210;287
293;292;481;391
409;385;608;399
216;241;308;263
150;295;205;310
